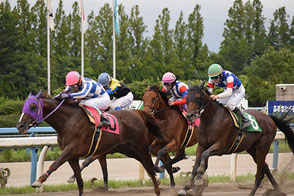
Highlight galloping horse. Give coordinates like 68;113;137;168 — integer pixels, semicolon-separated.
179;81;294;196
16;91;164;196
142;85;198;174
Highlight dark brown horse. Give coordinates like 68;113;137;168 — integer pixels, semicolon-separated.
16;91;164;196
179;81;294;196
142;85;198;174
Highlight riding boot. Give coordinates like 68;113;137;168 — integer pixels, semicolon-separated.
233;107;251;129
100;115;111;128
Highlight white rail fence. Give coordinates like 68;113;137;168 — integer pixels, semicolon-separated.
0;131;286;185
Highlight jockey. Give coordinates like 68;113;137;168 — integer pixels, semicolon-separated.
161;72;189;111
60;71;111;127
98;72;133;110
207;64;251;129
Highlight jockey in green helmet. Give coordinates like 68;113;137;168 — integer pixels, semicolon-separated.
207;64;251;129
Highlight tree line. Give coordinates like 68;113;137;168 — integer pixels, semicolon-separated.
0;0;294;106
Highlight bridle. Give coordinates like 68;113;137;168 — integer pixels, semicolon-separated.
144;90;172;115
24;97;65;128
187;89;212;118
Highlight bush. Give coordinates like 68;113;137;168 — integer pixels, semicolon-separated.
0;99;23;115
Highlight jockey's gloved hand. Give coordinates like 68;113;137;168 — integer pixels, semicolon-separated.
60;93;72;99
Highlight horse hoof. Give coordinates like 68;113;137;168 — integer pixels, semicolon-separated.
67;176;75;183
31;181;42;188
178;189;187;196
172;166;180;173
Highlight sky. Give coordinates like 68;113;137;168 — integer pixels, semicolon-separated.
11;0;294;52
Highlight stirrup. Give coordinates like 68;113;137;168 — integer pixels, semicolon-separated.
242;120;251;129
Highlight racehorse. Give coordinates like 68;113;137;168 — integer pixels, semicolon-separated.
16;91;164;196
142;85;198;174
179;81;294;196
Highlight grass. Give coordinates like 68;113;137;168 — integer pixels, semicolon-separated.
0;172;293;195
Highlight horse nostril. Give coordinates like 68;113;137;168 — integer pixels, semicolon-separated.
17;124;24;130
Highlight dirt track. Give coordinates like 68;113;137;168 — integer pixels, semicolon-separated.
5;181;294;196
2;153;294;195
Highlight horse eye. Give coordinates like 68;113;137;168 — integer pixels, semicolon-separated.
29;103;37;112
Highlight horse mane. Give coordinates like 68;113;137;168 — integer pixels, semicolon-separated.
40;91;80;107
189;84;225;107
149;85;183;114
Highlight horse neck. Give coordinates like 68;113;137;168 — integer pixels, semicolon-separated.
200;92;220;125
42;99;75;136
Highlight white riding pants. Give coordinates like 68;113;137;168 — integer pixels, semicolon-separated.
79;92;110;111
218;85;245;111
109;92;134;110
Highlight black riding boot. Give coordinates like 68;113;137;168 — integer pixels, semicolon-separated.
233;107;251;129
100;115;111;128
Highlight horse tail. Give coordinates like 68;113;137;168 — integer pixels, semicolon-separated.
269;115;294;154
136;110;163;139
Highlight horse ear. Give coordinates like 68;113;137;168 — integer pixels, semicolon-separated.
28;92;32;97
35;90;42;99
199;80;206;89
145;86;150;91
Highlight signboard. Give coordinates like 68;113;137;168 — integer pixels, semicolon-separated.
267;101;294;115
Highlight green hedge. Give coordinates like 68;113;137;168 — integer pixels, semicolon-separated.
0;99;24;127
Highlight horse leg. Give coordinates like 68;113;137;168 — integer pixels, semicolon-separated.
98;154;109;190
140;153;160;196
154;140;177;173
67;155;96;183
264;164;280;191
154;146;166;173
160;153;176;187
179;145;205;195
161;148;186;172
247;146;277;196
32;146;75;188
68;157;84;196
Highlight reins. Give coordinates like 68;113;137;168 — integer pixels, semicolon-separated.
39;99;65;123
29;98;65;127
144;90;172;115
188;89;212;117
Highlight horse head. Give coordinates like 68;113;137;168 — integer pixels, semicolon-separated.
186;80;208;123
17;90;43;134
142;85;169;114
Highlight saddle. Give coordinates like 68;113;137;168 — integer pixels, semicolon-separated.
80;105;120;157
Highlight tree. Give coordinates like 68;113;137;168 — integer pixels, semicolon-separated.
251;0;267;57
268;7;290;49
127;5;148;82
116;4;132;81
245;47;294;105
219;0;253;74
173;11;190;79
186;4;208;78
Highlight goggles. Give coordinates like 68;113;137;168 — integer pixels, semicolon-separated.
69;84;79;89
211;76;219;80
163;83;173;86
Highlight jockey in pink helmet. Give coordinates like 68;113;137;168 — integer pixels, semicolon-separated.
60;71;111;110
59;71;111;127
161;72;189;111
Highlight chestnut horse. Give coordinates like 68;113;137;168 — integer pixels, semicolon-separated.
16;91;164;196
142;85;198;174
179;81;294;196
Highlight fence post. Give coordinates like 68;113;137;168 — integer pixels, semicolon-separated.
30;147;38;185
272;140;279;169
